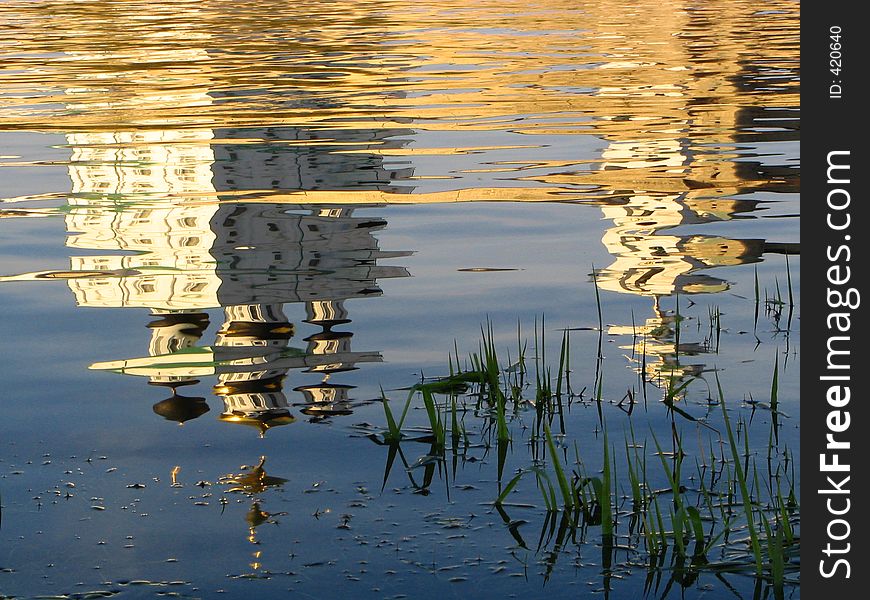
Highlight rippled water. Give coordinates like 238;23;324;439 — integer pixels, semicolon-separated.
0;1;798;598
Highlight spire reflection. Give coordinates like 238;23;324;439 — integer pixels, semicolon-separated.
219;456;289;575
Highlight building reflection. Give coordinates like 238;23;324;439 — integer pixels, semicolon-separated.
580;2;799;393
0;13;419;433
594;142;792;394
9;129;413;433
0;0;800;406
68;114;415;434
219;456;289;574
71;186;412;434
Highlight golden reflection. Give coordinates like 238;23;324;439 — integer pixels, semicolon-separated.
597;196;766;297
222;456;288;497
608;298;709;393
170;465;182;487
0;1;798;134
1;0;797;204
0;3;800;589
586;2;797;300
219;457;288;574
571;1;799;391
0;3;420;428
0;0;798;402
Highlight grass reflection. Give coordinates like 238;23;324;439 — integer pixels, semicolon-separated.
373;315;798;596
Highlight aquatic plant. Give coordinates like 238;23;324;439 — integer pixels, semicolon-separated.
375;297;798;595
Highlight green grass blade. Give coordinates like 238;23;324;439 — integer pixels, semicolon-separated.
601;427;613;537
717;372;763;574
495;470;526;505
543;423;574;509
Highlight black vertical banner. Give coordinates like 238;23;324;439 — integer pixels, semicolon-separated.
802;2;868;597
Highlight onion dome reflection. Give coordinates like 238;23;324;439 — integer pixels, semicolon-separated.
295;383;355;419
5;148;412;433
212;303;297;437
152;391;210;425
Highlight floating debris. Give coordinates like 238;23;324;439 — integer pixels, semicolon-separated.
457;267;519;272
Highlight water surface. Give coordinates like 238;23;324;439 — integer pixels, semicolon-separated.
0;1;799;598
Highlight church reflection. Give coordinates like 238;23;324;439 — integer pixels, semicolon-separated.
0;9;420;432
592;143;798;391
583;1;799;394
77;177;412;432
6;125;414;433
594;143;796;393
0;0;801;411
79;196;411;435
